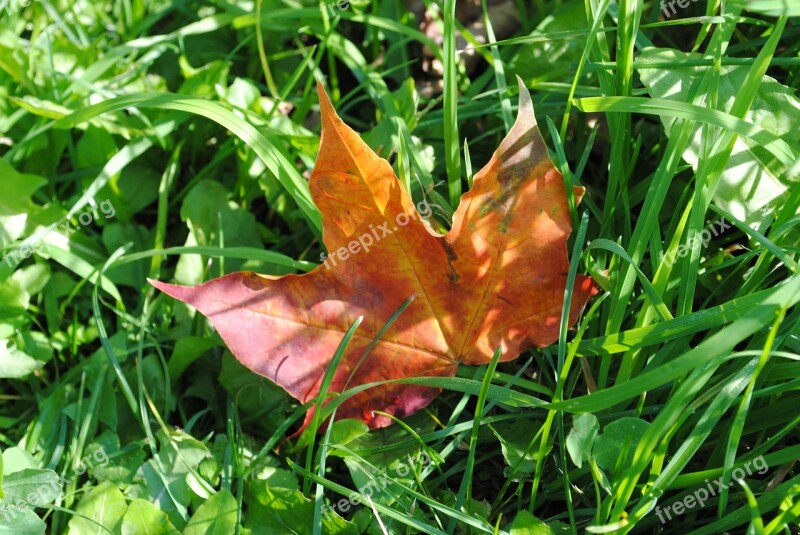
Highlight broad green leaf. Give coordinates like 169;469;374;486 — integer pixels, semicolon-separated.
729;0;800;15
179;180;262;250
0;279;29;322
490;419;547;479
132;430;212;529
16;331;51;367
251;465;300;491
509;0;586;85
120;499;180;535
0;468;61;509
103;164;160;225
176;180;265;284
0;43;23;82
0;339;44;379
75;127;117;169
244;482;357;534
167;336;220;382
67;481;127;535
101;222;151;288
182;489;237;535
177;58;231;99
592;418;651;477
638;47;800;228
342;447;437;514
337;410;438;467
0;161;47;216
10;264;50;296
329;420;370;447
221;77;261;111
86;431;146;485
363;78;420;155
0;160;46;257
509;510;572;534
566;413;600;469
218;356;290;433
1;447;36;475
0;506;46;535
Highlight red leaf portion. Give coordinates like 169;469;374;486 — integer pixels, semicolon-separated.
151;79;598;433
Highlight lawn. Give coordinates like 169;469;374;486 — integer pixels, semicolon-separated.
1;0;799;533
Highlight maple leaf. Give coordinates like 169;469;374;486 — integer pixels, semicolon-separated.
150;79;598;433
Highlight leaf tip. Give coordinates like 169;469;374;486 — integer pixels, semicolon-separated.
316;80;336;123
148;279;187;302
573;186;587;206
514;75;536;128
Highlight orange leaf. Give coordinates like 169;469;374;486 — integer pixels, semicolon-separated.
150;79;598;433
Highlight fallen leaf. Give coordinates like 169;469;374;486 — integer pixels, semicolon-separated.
150;78;597;433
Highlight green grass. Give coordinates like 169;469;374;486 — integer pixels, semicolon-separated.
1;0;799;533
